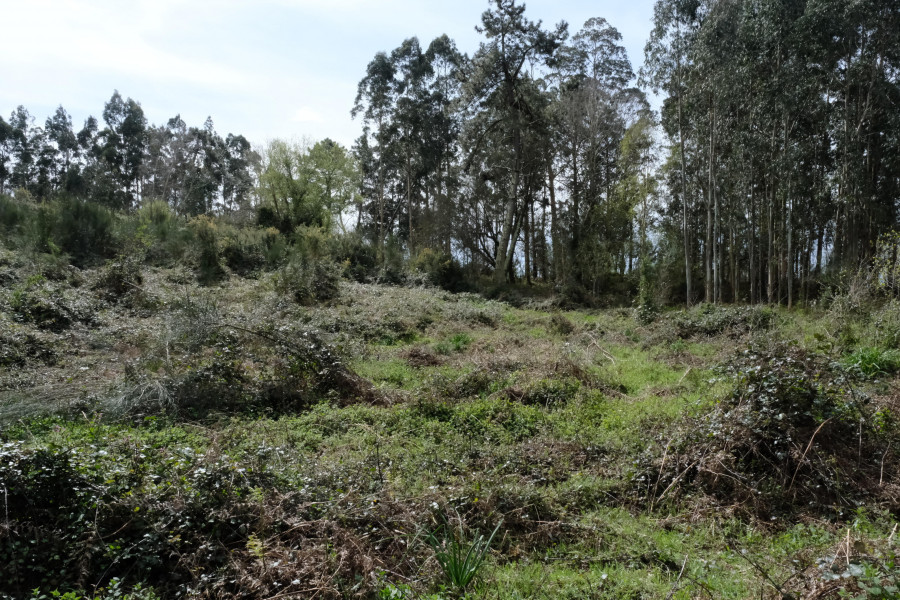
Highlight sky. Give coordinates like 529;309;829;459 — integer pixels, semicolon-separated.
1;0;658;150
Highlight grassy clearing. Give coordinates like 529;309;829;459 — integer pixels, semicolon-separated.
1;260;899;598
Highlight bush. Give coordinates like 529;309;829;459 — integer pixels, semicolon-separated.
187;215;226;284
135;200;190;265
93;254;143;303
409;248;466;292
276;253;341;306
0;194;29;232
53;198;117;265
220;226;286;276
549;312;575;335
330;231;377;282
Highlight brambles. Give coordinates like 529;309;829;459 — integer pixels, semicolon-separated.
9;276;76;331
0;326;57;367
639;343;899;517
673;303;775;338
549;312;575;335
93;254;144;303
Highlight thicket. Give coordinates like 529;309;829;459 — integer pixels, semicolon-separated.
0;195;475;298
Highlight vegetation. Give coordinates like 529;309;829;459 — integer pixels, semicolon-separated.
0;193;898;598
1;0;900;597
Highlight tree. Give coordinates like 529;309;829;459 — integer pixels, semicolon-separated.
465;0;567;283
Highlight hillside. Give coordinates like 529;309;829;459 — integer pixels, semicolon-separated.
1;208;899;599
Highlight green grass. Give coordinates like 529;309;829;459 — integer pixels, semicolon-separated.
598;346;685;394
3;259;899;599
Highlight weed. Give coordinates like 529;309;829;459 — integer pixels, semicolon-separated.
435;333;472;355
427;517;503;596
845;347;900;378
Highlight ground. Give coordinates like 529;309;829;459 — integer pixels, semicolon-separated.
1;251;898;599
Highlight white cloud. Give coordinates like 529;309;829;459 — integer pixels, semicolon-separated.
291;106;324;123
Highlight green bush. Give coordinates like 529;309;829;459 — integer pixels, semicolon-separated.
53;198;117;265
187;215;226;284
331;231;378;282
0;194;29;232
275;255;341;305
93;254;143;303
409;248;466;292
135;200;190;264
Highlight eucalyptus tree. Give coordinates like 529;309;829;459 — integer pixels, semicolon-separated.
352;51;397;258
222;133;258;214
552;17;643;289
0;115;11;193
44;106;80;194
7;106;35;193
642;0;702;305
89;91;147;208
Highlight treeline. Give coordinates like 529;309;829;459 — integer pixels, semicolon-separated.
351;3;655;299
0;92;258;215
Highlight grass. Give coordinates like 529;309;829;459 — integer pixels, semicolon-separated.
1;254;899;598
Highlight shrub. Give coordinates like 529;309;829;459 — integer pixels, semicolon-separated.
93;254;143;303
53;198;117;265
275;254;341;305
136;200;190;264
187;215;226;284
0;194;28;232
549;312;575;335
330;231;377;282
409;248;466;292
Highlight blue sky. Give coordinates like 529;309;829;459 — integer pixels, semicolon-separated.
1;0;658;149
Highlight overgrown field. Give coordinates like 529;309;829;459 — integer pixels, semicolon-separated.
1;226;899;598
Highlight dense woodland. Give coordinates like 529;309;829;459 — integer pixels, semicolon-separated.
2;0;898;306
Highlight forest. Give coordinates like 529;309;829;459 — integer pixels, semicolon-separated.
2;0;896;305
1;0;899;598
